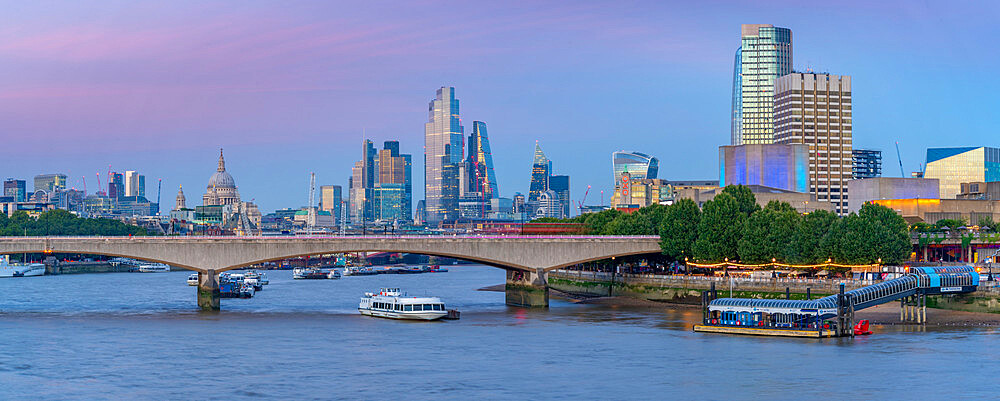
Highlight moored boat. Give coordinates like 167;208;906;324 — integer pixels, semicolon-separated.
187;273;199;286
358;288;449;321
0;256;45;278
328;269;341;279
138;263;170;273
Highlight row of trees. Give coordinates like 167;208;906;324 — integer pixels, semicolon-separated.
0;210;148;236
552;185;912;265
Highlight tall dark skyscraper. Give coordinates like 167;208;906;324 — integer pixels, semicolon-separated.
466;121;498;200
424;87;464;224
108;172;124;200
528;142;551;203
549;175;570;218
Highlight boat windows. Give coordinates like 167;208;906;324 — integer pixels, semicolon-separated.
433;304;443;311
413;305;423;311
404;305;412;311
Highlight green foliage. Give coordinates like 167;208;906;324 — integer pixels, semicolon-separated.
585;209;622;234
910;222;936;232
824;203;911;264
764;200;797;214
693;193;744;262
935;218;967;229
0;210;148;236
977;217;997;229
635;204;668;229
788;210;838;264
658;198;700;261
738;207;800;264
721;185;761;217
961;233;975;249
604;211;655;235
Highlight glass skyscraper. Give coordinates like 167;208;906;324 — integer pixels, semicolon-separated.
424;87;464;224
731;24;793;145
466;121;498;200
925;147;1000;198
612;151;658;181
528;142;551;203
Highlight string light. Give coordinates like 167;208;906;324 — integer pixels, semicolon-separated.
685;261;880;270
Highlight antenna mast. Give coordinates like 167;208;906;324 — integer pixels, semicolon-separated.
307;172;316;235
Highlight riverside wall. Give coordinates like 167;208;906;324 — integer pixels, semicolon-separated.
44;261;132;275
547;270;1000;313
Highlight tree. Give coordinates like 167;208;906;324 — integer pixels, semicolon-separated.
637;204;669;229
737;207;800;264
693;193;744;262
658;198;700;261
935;218;967;229
859;203;911;265
788;209;838;264
585;209;622;234
604;211;654;235
721;185;760;217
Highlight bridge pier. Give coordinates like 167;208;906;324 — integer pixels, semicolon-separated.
198;269;221;311
505;268;548;308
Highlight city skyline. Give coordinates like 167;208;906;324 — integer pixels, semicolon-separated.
2;1;999;213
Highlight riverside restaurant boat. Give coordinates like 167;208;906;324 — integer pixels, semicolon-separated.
137;263;171;273
0;256;45;278
358;288;448;321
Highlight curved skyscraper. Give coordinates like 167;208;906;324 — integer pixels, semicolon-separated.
424;87;464;224
466;121;498;200
731;24;792;145
612;151;658;181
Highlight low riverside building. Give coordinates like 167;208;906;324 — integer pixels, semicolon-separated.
847;177;940;214
871;198;1000;224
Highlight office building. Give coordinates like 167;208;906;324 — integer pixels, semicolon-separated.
320;185;343;225
612;151;658;181
612;178;674;209
34;173;67;194
549;175;570;218
124;171;146;197
424;87;464;224
852;149;882;179
108;172;124;200
924;147;1000;199
528;142;551;203
719;143;808;193
466;121;498;200
731;24;793;145
3;179;26;202
847;177;939;214
774;72;853;215
373;184;406;222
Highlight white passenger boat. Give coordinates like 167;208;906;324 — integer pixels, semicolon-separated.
0;256;45;278
138;263;171;273
328;269;341;279
358;288;448;321
187;273;199;286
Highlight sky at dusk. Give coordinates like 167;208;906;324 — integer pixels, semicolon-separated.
2;0;998;213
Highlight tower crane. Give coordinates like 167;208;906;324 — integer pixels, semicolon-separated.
82;176;87;195
576;185;591;213
895;141;905;177
96;172;102;196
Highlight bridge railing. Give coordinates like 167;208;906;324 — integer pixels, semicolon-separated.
0;235;661;241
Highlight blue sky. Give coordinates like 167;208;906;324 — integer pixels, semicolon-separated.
1;0;997;213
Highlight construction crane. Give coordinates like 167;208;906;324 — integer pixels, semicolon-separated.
95;172;102;196
895;141;905;177
576;185;591;213
82;176;87;195
307;172;316;235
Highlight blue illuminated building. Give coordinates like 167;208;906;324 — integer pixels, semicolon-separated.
720;144;808;193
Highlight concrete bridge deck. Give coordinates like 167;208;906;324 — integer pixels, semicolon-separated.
0;235;662;310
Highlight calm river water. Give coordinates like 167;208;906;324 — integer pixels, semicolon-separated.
1;265;999;400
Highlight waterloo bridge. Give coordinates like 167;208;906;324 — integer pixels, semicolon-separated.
0;236;662;310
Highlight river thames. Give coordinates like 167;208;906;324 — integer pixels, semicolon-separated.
1;265;999;400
